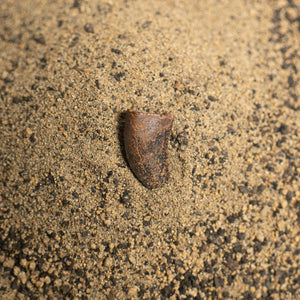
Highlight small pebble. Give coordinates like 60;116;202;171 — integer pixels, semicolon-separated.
127;286;139;296
128;254;136;265
45;276;51;285
54;279;62;288
26;281;34;291
256;232;265;243
90;243;97;250
13;266;21;276
35;280;44;289
84;23;94;33
3;258;15;269
17;293;25;300
20;258;28;268
29;261;36;271
189;287;198;297
18;271;27;285
103;218;111;227
26;128;33;136
120;190;131;204
103;256;113;267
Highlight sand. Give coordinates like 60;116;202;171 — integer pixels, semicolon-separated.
0;0;299;299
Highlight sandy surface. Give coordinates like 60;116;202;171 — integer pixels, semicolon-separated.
0;0;299;299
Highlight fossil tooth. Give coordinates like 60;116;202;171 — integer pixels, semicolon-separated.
124;109;173;189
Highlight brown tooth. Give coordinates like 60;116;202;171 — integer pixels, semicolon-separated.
123;109;173;189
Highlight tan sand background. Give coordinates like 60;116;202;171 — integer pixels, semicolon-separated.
0;0;299;299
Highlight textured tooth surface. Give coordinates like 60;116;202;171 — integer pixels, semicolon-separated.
124;109;173;189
